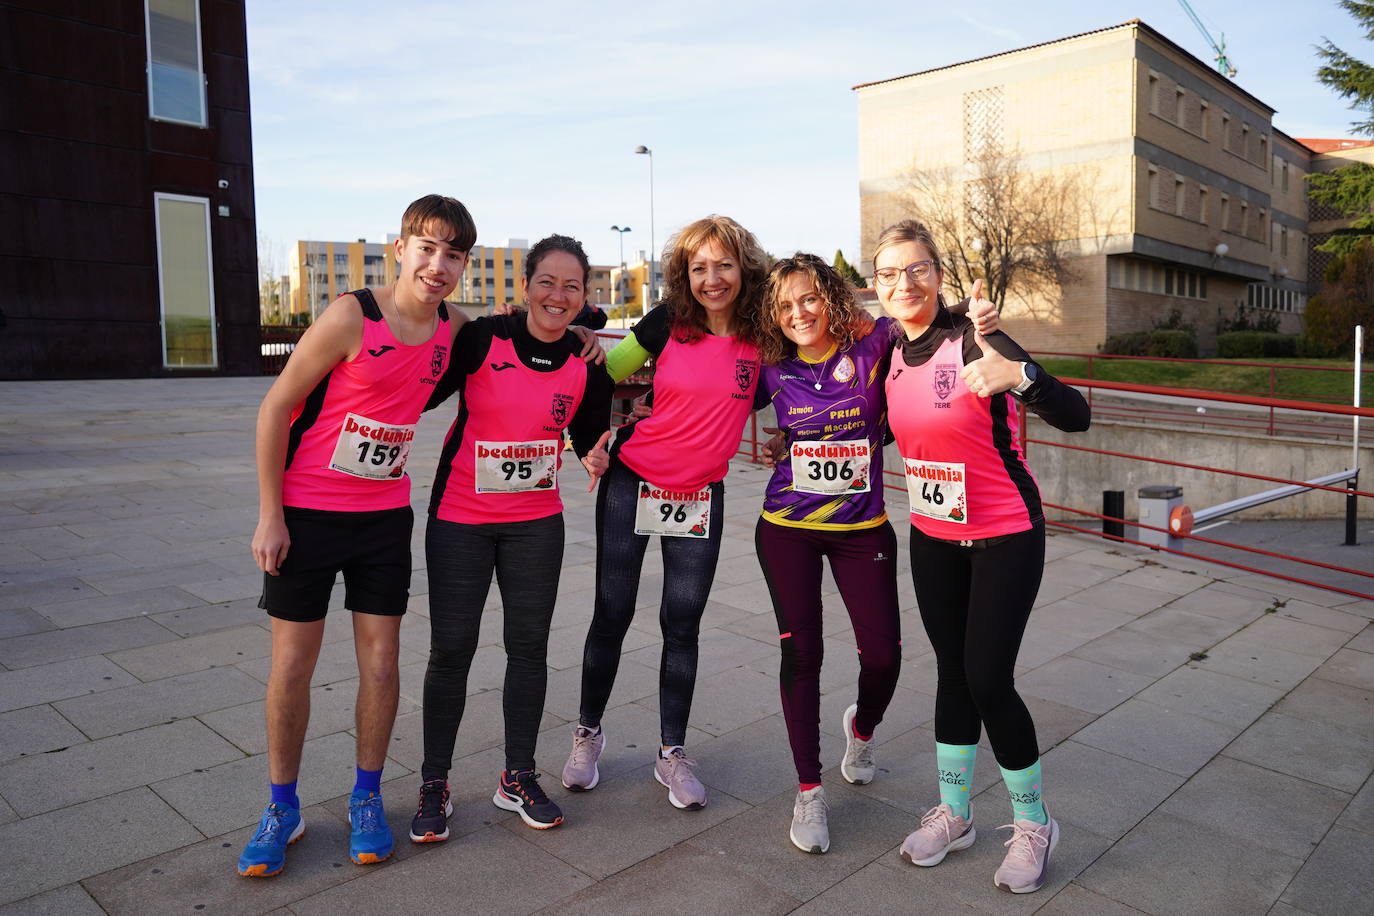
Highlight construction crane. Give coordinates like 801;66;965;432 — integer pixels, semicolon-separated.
1177;0;1238;78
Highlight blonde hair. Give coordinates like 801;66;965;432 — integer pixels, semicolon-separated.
660;215;767;344
757;254;868;365
872;219;947;310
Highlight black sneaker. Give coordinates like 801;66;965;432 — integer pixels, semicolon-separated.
491;769;563;829
408;779;453;843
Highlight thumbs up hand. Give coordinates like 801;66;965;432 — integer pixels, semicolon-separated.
967;279;1000;335
959;330;1023;398
582;430;613;491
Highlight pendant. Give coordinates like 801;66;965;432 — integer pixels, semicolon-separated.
814;382;822;390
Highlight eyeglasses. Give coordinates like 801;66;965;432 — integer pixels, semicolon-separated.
874;260;935;287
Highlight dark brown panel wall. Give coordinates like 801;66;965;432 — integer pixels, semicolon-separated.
0;0;259;379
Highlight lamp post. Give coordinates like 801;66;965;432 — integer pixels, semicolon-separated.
634;145;655;301
610;225;631;306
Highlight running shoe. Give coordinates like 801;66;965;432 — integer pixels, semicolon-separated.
789;785;830;854
840;703;876;784
561;725;605;791
408;778;453;843
993;814;1059;894
492;769;564;829
347;790;394;865
900;803;976;866
237;802;304;877
654;748;706;809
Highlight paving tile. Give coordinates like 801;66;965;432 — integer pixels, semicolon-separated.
1271;599;1371;635
30;585;205;629
688;713;841;805
1317;647;1374;691
1224;711;1374;793
0;787;203;907
1164;582;1274;623
1039;741;1183;841
0;616;177;669
0;577;104;612
1272;677;1374;739
1073;698;1238;777
106;624;273;681
1196;636;1324;691
1034;883;1148;915
201;677;419;756
149;596;267;637
789;857;974;915
54;666;266;740
1125;605;1239;649
0;607;55;640
541;656;660;723
1026;596;1138;644
1222;614;1352;663
1112;564;1207;597
1135;664;1281;729
624;624;774;678
78;561;243;598
0;705;88;763
1078;812;1301;916
634;663;780;737
387;691;564;766
0;719;241;817
0;655;139;712
1009;624;1092;670
1068;627;1194;678
1345;623;1374;654
1017;656;1153;715
819;684;935;746
1070;576;1178;615
0;884;105;916
1278;826;1374;916
1218;574;1355;608
178;572;263;605
1336;774;1374;835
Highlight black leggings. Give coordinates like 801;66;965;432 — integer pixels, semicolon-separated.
909;522;1044;771
422;513;564;777
578;455;724;747
755;518;901;784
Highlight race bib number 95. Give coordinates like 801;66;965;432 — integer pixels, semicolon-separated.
634;481;712;537
789;439;871;496
329;412;415;480
474;440;560;493
904;459;968;524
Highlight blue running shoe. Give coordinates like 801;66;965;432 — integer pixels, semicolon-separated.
348;790;394;865
237;802;304;877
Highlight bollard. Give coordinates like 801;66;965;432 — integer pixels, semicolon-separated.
1102;490;1125;541
1137;485;1183;550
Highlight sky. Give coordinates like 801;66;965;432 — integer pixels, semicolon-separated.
246;0;1374;272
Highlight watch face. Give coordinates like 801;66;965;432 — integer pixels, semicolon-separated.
1025;363;1039;382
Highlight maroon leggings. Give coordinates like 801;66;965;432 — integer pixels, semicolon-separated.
754;518;902;784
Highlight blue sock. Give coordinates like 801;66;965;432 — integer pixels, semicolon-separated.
936;742;977;819
354;766;383;796
270;780;300;810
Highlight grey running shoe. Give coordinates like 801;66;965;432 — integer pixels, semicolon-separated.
653;748;706;809
789;785;830;854
901;803;976;866
561;725;605;791
840;704;876;784
993;813;1058;894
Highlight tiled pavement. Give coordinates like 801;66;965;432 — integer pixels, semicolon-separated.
1;377;1371;915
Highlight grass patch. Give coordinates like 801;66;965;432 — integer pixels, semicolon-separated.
1035;355;1373;404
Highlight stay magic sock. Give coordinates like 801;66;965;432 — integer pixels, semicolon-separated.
936;742;977;819
999;758;1048;825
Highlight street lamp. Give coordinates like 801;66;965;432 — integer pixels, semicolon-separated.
610;225;631;305
634;145;655;301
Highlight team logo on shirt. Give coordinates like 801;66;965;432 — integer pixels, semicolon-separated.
430;345;447;378
933;365;958;400
550;392;574;426
833;355;855;383
734;359;757;392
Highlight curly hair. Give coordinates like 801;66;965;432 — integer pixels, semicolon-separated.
524;234;590;287
756;254;869;366
659;215;767;345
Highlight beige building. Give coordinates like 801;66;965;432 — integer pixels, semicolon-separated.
287;239;395;318
854;19;1354;353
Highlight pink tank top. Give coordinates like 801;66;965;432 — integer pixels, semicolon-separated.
282;290;450;512
616;333;759;491
432;335;589;524
885;336;1039;539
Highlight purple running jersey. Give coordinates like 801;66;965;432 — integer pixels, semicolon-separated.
759;318;896;531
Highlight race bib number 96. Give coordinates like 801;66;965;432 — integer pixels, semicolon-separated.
634;481;712;537
904;459;968;524
789;439;871;496
474;440;560;493
329;412;415;480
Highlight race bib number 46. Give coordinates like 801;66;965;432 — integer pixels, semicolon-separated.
904;459;968;524
790;439;871;496
474;440;559;493
329;412;415;480
634;481;712;537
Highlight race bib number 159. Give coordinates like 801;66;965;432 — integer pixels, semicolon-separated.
634;481;712;537
329;412;416;480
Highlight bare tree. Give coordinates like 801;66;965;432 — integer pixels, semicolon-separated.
257;234;287;324
900;146;1084;313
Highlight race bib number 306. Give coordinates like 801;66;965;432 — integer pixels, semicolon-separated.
789;439;871;495
329;412;416;480
634;481;712;537
474;440;560;493
903;459;968;524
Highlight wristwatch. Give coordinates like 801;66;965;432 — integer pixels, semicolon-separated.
1012;362;1038;395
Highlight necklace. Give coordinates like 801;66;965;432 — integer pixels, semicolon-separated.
801;350;830;390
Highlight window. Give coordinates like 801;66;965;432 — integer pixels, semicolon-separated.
1175;88;1186;124
1221;112;1232;150
1281;225;1289;256
1241;124;1251;159
1247;283;1305;313
1199;99;1210;139
1109;257;1207;301
1199;186;1210;224
484;259;494;269
1221;195;1230;230
1148;73;1159;114
1282;162;1290;192
144;0;207;126
334;254;348;266
154;193;217;368
1259;134;1268;166
1148;165;1159;209
1174;178;1186;216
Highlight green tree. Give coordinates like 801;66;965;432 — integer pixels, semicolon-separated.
833;249;867;288
1309;1;1374;253
1303;240;1374;354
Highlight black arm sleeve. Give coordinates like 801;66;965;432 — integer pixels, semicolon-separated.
426;318;493;411
964;325;1091;432
572;303;609;330
567;366;615;461
630;305;672;356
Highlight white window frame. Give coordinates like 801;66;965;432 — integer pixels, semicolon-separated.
144;0;208;128
153;192;219;369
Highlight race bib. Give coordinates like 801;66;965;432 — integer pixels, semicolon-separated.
474;440;560;493
904;459;968;524
789;439;871;496
329;412;415;480
634;481;712;537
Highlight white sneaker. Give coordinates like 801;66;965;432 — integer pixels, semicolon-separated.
789;786;830;854
840;704;875;784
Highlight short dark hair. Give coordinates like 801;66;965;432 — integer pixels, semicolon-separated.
525;234;591;287
400;195;477;252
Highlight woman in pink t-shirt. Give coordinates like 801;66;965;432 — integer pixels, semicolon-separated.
559;215;766;810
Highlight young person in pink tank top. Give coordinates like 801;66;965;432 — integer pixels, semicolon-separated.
876;220;1089;894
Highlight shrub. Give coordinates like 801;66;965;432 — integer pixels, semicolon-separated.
1101;329;1197;358
1217;331;1298;358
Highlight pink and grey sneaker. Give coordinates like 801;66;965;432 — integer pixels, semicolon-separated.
993;814;1059;894
561;725;605;791
653;748;706;809
900;803;976;866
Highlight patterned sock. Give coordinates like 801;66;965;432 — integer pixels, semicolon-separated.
999;758;1047;825
270;780;300;810
936;742;977;819
353;766;383;796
